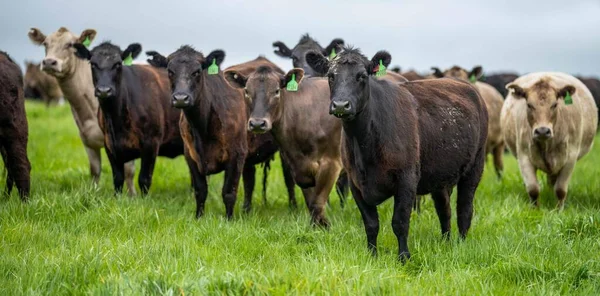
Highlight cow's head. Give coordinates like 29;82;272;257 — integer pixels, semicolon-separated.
164;46;225;109
506;79;576;141
28;27;96;78
306;46;391;120
431;66;483;83
273;34;344;77
73;42;142;100
225;66;304;133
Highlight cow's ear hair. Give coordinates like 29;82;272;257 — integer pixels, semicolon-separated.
322;38;344;56
469;66;483;80
28;28;46;45
280;68;305;89
223;70;247;89
557;85;576;100
273;41;292;58
78;29;97;44
369;51;391;74
431;67;444;78
203;50;225;69
73;43;91;60
390;66;401;73
146;51;168;68
506;83;527;99
122;43;142;61
305;50;329;76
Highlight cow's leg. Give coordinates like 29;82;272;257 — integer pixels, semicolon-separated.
432;188;451;240
124;161;137;196
3;140;31;201
222;155;244;219
185;154;207;218
106;150;125;195
351;182;379;256
85;146;102;185
310;160;341;228
456;148;485;239
335;170;349;208
138;144;159;195
553;159;576;211
493;143;505;179
392;171;417;263
242;165;256;213
517;155;540;207
280;157;297;209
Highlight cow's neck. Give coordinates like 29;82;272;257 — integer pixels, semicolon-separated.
56;58;98;124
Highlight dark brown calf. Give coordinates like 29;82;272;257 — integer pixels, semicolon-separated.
73;42;183;194
0;51;31;200
575;76;600;127
482;73;519;98
24;62;63;106
307;47;488;261
224;66;343;227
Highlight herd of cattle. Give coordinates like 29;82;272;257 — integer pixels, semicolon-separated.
1;28;599;261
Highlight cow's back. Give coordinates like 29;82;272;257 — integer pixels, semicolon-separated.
475;81;504;147
0;52;24;122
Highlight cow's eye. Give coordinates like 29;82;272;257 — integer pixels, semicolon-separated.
65;43;73;49
527;103;535;110
168;70;174;78
357;73;367;81
192;70;201;77
113;63;121;70
274;89;280;96
551;103;558;109
328;73;335;82
91;63;99;69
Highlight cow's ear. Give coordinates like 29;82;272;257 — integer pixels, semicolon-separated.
369;51;391;75
224;70;247;89
273;41;292;58
78;29;97;45
280;68;305;89
305;50;330;76
122;43;142;61
469;66;483;82
146;51;168;68
28;28;46;45
323;38;344;57
557;85;576;100
431;67;444;78
203;50;225;69
507;83;527;99
73;43;91;60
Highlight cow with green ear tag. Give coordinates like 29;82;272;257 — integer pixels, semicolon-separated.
431;65;506;179
72;41;184;196
501;72;598;210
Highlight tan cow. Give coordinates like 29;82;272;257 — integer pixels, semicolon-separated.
24;61;64;106
501;72;598;209
28;27;136;194
432;66;505;178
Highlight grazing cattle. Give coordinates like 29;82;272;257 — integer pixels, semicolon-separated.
0;51;31;200
432;66;505;178
501;72;597;209
306;47;487;261
28;27;136;194
272;34;344;77
224;66;343;227
390;66;425;81
575;76;600;127
482;73;519;98
73;42;183;194
24;61;63;106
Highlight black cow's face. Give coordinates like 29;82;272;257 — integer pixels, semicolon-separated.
73;42;141;100
273;35;344;77
167;47;225;109
306;48;391;121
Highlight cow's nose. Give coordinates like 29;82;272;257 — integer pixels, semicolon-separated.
172;93;191;108
95;86;113;98
248;118;268;132
330;100;351;115
534;127;552;139
173;94;189;102
43;58;57;67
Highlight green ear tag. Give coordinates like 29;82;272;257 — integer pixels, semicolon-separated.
286;73;298;92
207;58;218;75
469;74;476;83
564;91;573;105
329;48;336;60
82;36;91;48
122;53;133;66
376;60;386;77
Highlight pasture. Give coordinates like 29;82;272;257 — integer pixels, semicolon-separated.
1;101;600;294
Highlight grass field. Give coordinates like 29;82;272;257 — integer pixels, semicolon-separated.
1;101;600;295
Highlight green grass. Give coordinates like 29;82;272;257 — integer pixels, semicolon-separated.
1;101;600;295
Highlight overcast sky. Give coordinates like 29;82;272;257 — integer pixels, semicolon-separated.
1;0;599;77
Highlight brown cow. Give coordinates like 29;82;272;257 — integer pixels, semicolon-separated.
0;51;31;200
390;66;425;81
307;47;488;261
224;66;343;227
575;76;600;127
23;61;63;106
432;66;505;178
502;72;597;209
28;27;136;194
73;42;183;194
272;34;344;77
